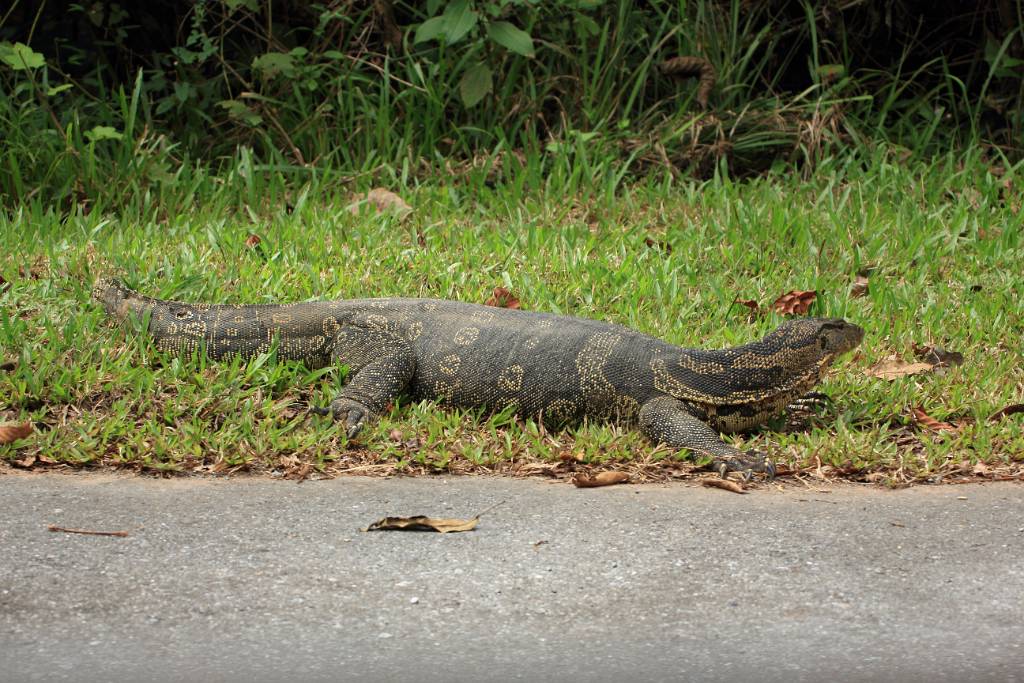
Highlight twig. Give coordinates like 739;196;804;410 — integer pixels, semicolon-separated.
47;525;129;537
473;500;507;518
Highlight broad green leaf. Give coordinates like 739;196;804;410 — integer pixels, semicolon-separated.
252;52;295;78
47;83;73;96
218;100;263;126
415;16;446;44
84;126;123;142
487;21;534;57
0;42;46;70
459;63;492;108
441;0;479;44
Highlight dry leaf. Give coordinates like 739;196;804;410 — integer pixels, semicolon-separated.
989;404;1024;422
244;234;262;248
364;515;479;533
573;471;630;488
0;421;33;444
912;344;964;368
350;188;412;217
911;407;960;433
771;290;816;315
485;287;521;309
644;237;672;254
734;298;760;319
865;358;935;380
850;275;869;298
972;462;990;476
13;454;36;468
701;478;747;494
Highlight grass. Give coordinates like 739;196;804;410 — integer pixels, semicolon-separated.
2;148;1023;485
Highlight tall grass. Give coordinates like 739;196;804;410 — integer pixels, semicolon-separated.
1;0;1020;210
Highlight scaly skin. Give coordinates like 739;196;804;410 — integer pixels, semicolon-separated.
93;278;864;478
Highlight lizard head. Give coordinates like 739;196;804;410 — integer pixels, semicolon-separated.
92;277;140;319
769;317;864;367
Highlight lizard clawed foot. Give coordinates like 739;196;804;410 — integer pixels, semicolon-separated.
714;450;775;482
329;398;373;439
787;391;833;413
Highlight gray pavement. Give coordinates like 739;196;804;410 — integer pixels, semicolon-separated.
0;472;1022;683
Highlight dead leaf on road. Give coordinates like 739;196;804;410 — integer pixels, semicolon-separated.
364;515;479;533
573;471;630;488
865;358;934;380
485;287;521;309
0;422;33;444
989;404;1024;422
771;290;816;315
364;501;504;533
701;478;747;494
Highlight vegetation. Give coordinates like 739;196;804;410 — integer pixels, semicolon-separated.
1;1;1022;482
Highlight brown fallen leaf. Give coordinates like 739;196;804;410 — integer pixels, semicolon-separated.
13;454;36;468
771;290;816;315
485;286;521;309
364;515;479;533
733;298;760;320
0;421;33;444
244;234;262;248
350;188;412;217
47;525;129;537
910;407;960;433
912;343;964;368
701;478;747;494
865;358;935;380
972;462;990;476
989;404;1024;422
573;471;630;488
850;275;869;298
364;500;504;533
644;236;672;254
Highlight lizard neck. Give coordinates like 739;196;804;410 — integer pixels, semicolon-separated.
652;335;828;406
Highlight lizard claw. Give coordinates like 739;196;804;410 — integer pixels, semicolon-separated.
329;398;372;439
713;450;774;481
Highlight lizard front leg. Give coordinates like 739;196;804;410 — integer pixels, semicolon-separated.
638;396;775;480
327;326;416;438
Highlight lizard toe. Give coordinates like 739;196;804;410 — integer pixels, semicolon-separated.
329;398;371;439
712;449;773;480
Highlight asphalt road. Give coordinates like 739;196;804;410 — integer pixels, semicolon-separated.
1;472;1022;683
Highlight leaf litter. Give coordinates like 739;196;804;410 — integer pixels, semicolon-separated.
364;500;505;533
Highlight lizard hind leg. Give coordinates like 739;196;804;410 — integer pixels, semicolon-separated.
325;326;416;439
638;396;775;480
